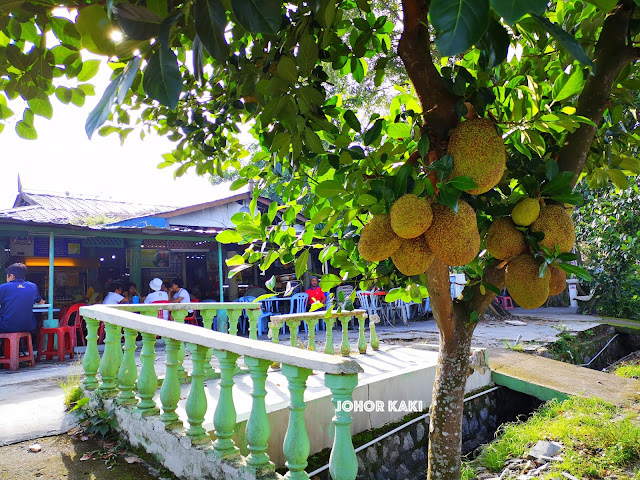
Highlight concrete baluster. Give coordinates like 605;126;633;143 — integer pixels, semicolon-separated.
170;310;188;380
82;316;100;390
323;318;335;356
247;308;260;340
213;349;240;458
339;318;351;356
136;333;159;416
244;357;273;473
160;338;182;430
227;310;241;336
186;345;209;443
117;327;138;406
325;373;359;480
369;315;380;351
306;319;319;351
288;320;301;348
98;323;121;398
357;315;367;354
200;309;216;378
269;322;281;368
282;364;312;480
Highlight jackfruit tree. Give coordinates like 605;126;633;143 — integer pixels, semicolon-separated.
2;0;640;478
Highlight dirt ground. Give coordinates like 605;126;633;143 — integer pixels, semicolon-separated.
0;434;175;480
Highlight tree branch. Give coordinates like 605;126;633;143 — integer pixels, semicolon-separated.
398;0;459;144
558;0;640;184
466;261;506;322
425;259;455;338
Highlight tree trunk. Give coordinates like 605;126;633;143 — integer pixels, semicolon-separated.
427;318;473;480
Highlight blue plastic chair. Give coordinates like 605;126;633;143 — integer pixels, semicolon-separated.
287;293;312;333
236;296;257;335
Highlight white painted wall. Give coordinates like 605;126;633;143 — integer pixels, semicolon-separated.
167;202;247;229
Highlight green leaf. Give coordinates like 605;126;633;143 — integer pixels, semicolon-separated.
261;251;279;271
228;264;251;278
146;0;168;17
436;184;461;213
447;176;478;191
607;169;629;190
540;171;575;194
364;118;383;146
316;180;345;198
557;262;592;281
538;261;548;278
531;15;595;69
85;73;122;139
143;46;182;109
552;68;584;102
320;274;341;291
303;127;324;154
116;57;142;104
226;254;245;266
386;123;411;139
276;56;297;83
295;249;309;281
28;96;53;120
549;193;584;206
77;60;101;82
394;164;414;197
16;120;37;140
265;275;276;291
546;159;559;181
231;0;281;34
75;4;116;56
195;0;229;62
343;110;361;132
216;229;243;243
477;17;509;68
297;35;318;76
113;3;162;40
417;133;430;158
350;57;365;82
430;0;490;56
490;0;547;25
384;288;403;303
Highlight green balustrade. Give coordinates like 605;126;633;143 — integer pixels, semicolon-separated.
323;318;335;356
370;317;380;351
244;356;273;473
247;308;260;340
213;349;240;458
98;323;121;398
227;310;241;336
186;345;209;443
217;309;228;333
269;322;281;369
306;319;318;351
282;364;312;480
170;310;188;380
200;310;216;379
117;327;138;406
160;338;182;430
82;317;100;391
357;316;367;354
325;373;359;480
338;318;351;357
136;333;159;416
289;321;301;348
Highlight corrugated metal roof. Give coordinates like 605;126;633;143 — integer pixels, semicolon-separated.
3;191;174;226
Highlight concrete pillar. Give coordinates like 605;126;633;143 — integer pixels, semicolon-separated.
226;250;238;300
126;238;142;290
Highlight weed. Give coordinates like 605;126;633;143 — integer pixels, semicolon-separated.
71;397;119;438
473;397;640;478
616;365;640;379
460;463;477;480
58;362;84;409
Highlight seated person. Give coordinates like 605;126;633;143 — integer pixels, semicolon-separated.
305;276;326;308
0;263;45;338
145;278;169;320
162;280;172;294
170;278;191;304
103;282;129;305
126;282;140;303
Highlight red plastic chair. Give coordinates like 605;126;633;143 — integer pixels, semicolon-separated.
151;300;171;320
59;303;87;347
37;324;74;362
184;298;199;326
496;296;514;310
0;332;34;370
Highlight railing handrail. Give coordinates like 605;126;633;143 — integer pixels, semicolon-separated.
270;309;367;323
97;302;261;312
80;305;363;375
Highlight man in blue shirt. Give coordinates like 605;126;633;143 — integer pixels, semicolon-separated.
0;263;44;334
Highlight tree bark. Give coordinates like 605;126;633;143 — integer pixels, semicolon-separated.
558;0;640;183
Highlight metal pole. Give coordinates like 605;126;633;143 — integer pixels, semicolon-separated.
218;242;223;302
48;232;54;321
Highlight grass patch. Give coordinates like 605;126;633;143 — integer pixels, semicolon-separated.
616;365;640;379
472;397;640;478
58;362;84;409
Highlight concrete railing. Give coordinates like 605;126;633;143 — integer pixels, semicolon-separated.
79;303;363;480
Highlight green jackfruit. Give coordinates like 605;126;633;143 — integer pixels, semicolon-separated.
530;205;576;253
448;118;506;195
425;200;480;266
486;217;527;260
512;198;541;227
392;236;435;276
548;264;567;296
390;194;433;239
505;254;550;309
358;214;402;262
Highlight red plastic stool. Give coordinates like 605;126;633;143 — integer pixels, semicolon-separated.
497;296;514;310
37;326;74;361
0;332;34;371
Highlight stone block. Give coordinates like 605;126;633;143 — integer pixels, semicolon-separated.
366;446;377;463
416;422;425;442
480;407;489;421
526;440;563;460
403;432;414;450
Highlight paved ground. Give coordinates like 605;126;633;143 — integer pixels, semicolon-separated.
0;306;627;448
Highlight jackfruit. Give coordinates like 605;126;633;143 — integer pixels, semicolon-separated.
530;205;576;253
512;198;540;227
448;118;506;195
548;264;567;296
392;236;435;276
505;254;550;309
425;200;480;266
358;214;402;262
486;217;527;260
390;194;433;239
